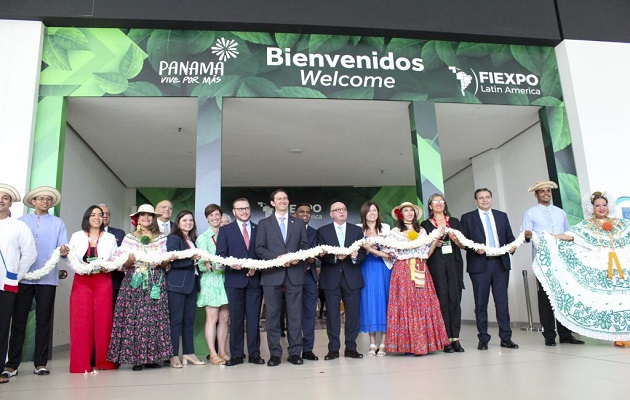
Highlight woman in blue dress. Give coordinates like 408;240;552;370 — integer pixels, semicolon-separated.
359;201;392;356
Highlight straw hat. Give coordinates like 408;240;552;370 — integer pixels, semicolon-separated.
23;186;61;207
391;201;422;221
130;204;160;217
528;180;558;192
0;184;21;202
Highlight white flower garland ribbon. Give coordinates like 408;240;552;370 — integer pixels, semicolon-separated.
24;228;526;279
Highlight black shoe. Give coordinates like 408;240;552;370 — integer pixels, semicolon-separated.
451;341;465;352
545;338;557;346
443;344;455;353
225;357;244;366
344;349;363;359
559;336;585;345
280;331;286;337
248;354;265;365
132;365;143;371
324;351;339;360
477;341;489;350
143;363;162;369
302;351;319;361
287;355;303;365
267;356;281;367
2;369;17;378
500;339;519;349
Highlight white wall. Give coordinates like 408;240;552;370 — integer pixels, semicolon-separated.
445;122;548;325
54;125;134;346
0;20;43;216
556;40;630;199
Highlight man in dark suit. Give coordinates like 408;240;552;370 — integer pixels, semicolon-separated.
317;201;366;360
255;190;309;366
216;198;265;366
460;188;519;351
99;204;125;304
156;200;173;235
295;203;320;361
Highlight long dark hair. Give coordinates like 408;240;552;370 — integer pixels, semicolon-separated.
360;201;383;234
81;205;105;232
395;206;421;232
170;210;198;242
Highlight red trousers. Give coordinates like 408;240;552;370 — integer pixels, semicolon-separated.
69;273;118;373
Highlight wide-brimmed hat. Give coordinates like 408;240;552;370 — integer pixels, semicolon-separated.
528;180;558;192
391;201;422;221
130;204;160;217
24;186;61;208
0;184;21;203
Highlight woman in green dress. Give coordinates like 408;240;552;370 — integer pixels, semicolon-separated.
196;204;230;365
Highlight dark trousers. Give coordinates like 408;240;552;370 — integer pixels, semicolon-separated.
226;283;262;358
302;272;318;352
537;280;571;340
7;284;56;369
263;275;303;357
168;290;198;355
323;273;361;352
469;259;511;343
0;291;17;371
429;263;463;339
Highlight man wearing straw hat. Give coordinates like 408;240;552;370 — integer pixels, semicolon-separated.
521;180;584;346
0;184;37;384
4;186;67;377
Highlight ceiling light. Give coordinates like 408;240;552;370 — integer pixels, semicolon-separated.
289;149;303;154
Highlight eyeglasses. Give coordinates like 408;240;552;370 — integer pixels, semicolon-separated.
158;206;173;210
431;200;445;204
331;207;347;213
102;212;111;216
35;196;53;202
234;207;250;212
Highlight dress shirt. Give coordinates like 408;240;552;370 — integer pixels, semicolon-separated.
334;222;347;246
241;220;252;239
0;217;37;287
158;220;171;235
275;212;288;240
477;209;499;248
18;213;67;285
521;203;570;256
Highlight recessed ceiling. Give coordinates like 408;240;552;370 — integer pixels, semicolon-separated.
66;97;540;189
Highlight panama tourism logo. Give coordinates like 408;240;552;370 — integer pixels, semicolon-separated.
158;37;239;85
449;66;541;96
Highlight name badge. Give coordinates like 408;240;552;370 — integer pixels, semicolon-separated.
442;240;453;254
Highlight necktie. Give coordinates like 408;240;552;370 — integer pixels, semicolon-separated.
242;222;250;249
337;225;345;247
279;217;287;242
484;212;496;247
163;222;170;235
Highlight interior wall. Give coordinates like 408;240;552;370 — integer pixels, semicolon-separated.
445;122;548;325
54;125;133;346
556;40;630;200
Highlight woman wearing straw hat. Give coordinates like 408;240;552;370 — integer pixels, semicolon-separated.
107;204;172;371
384;201;449;356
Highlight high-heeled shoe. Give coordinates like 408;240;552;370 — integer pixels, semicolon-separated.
169;357;183;368
182;354;206;365
368;344;377;356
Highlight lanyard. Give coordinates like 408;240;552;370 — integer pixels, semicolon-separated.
432;217;450;229
85;231;101;257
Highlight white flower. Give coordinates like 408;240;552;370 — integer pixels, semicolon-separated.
211;38;239;61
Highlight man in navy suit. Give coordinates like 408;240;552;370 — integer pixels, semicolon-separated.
99;204;125;304
460;188;518;350
216;198;265;366
295;203;320;361
317;201;366;360
255;190;309;366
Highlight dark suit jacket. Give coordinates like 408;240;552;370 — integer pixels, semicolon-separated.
317;223;366;290
215;220;261;289
106;226;125;246
305;225;319;281
166;234;200;294
255;214;308;286
460;209;516;273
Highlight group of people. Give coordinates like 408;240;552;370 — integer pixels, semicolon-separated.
2;180;628;384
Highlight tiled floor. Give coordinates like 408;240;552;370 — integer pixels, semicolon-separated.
3;323;630;399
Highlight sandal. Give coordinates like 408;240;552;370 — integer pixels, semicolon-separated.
219;353;230;361
614;341;630;347
209;354;226;365
368;344;377;356
377;344;386;357
0;376;8;384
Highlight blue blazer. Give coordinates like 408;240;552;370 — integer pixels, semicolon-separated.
215;220;261;289
166;234;200;294
305;225;319;281
460;209;516;273
255;214;309;286
317;223;366;290
107;226;125;247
